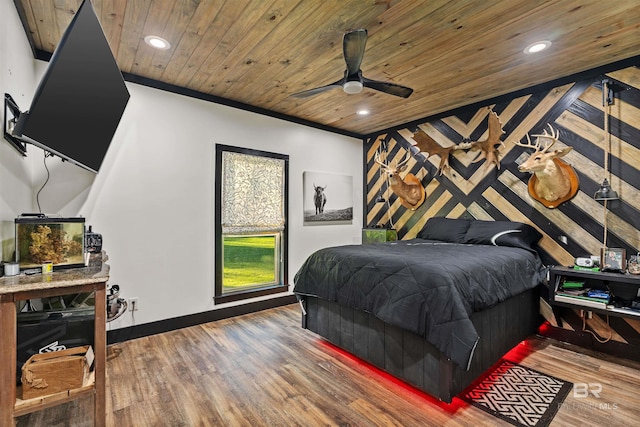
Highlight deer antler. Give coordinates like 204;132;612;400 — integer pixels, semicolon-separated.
513;124;560;152
533;125;560;152
394;151;412;170
374;150;388;170
412;129;456;175
468;109;505;170
512;133;542;151
375;150;412;173
412;110;504;174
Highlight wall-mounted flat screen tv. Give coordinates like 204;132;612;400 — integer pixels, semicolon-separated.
13;0;130;173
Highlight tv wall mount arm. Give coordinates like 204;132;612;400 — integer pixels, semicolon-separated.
4;93;27;156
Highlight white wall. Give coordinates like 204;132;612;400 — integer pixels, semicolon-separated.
0;0;38;261
84;83;363;330
1;1;363;330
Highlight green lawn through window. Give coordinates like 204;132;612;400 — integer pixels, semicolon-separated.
223;235;276;292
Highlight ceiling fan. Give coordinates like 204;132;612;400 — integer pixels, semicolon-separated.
291;28;414;99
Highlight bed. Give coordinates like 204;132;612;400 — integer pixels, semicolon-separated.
293;218;547;403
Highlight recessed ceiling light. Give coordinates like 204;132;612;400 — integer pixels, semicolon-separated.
357;109;369;116
144;35;171;50
524;40;551;54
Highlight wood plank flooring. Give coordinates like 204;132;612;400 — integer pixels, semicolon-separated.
17;303;640;426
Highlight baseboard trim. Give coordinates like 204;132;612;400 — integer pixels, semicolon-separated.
107;294;297;344
538;326;640;363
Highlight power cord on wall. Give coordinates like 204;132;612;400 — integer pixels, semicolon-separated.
385;184;395;229
581;312;612;343
376;137;396;230
36;151;54;213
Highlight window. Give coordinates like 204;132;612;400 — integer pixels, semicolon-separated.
222;234;279;292
215;145;288;303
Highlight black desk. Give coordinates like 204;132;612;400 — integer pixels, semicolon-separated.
549;266;640;319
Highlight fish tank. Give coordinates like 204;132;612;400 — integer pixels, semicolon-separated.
15;216;86;270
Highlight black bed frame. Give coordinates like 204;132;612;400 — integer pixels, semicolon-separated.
300;287;541;403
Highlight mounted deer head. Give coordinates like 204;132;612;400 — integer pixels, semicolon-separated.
375;150;426;210
513;125;579;208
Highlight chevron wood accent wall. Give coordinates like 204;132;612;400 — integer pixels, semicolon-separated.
364;65;640;359
365;66;640;266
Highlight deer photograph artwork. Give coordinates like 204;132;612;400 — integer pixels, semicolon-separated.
303;171;353;224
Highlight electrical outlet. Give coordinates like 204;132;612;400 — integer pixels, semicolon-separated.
129;297;139;312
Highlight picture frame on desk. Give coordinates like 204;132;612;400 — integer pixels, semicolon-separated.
601;248;626;273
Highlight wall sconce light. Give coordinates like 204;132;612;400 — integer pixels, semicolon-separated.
375;137;396;229
375;137;388;204
594;79;619;248
593;178;617;201
594;79;619;202
375;150;386;203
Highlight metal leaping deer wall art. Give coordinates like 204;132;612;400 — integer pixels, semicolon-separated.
375;150;426;210
513;125;579;208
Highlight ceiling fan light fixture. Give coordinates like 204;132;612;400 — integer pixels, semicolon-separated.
343;81;363;94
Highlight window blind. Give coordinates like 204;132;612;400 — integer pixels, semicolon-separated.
221;151;285;234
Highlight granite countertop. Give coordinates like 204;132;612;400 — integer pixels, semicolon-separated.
0;251;109;295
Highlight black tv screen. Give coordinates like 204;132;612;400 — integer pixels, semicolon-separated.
15;0;129;173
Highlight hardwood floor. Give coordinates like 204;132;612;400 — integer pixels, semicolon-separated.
17;303;640;426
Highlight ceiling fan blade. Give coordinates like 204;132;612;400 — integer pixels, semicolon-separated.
343;29;368;76
290;80;343;98
362;77;414;98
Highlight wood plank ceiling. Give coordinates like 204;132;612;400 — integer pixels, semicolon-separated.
13;0;640;136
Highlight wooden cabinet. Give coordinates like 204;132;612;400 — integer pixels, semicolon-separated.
549;266;640;319
0;257;108;426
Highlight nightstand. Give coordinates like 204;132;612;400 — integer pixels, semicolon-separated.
549;266;640;319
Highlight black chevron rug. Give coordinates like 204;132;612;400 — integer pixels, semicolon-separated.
461;360;572;427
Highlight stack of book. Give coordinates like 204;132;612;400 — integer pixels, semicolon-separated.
555;280;611;309
572;265;600;272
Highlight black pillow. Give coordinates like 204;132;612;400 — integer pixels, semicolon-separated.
463;220;542;251
418;217;471;243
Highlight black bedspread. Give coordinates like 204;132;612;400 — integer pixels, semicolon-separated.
293;239;546;370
